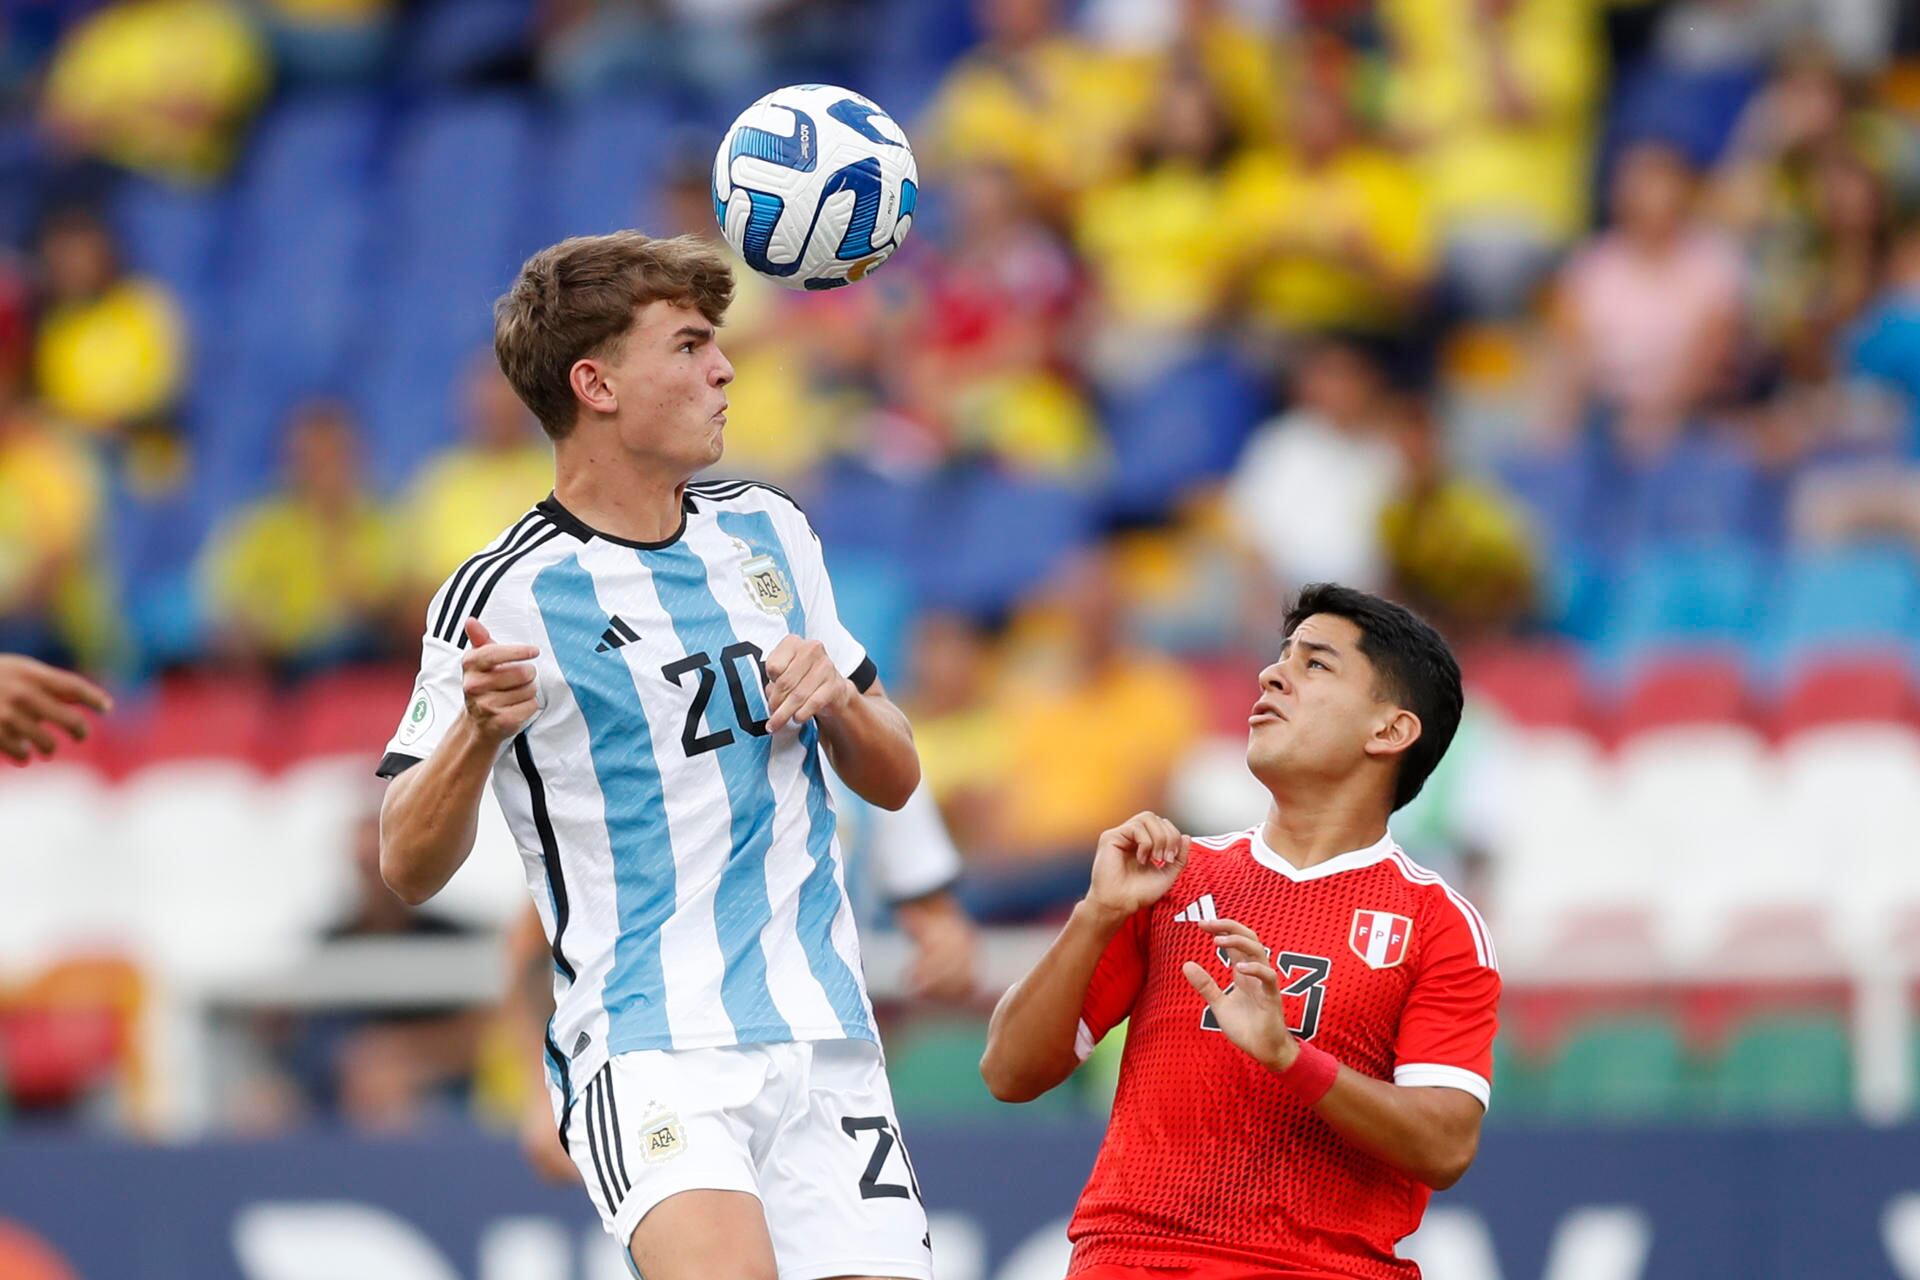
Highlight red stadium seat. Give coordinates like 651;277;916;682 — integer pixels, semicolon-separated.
1610;653;1753;743
1461;643;1592;732
1772;656;1919;740
273;664;415;767
1186;651;1267;738
113;676;274;772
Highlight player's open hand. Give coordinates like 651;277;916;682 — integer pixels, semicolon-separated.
1183;918;1299;1073
461;619;540;744
762;635;855;732
1086;811;1190;922
0;654;111;765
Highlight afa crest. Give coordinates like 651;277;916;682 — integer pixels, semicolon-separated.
742;553;795;616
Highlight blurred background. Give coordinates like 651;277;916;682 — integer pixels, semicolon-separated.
2;0;1920;1275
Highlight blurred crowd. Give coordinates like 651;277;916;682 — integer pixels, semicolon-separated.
3;0;1920;1128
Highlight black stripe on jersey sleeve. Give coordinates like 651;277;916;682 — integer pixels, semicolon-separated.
849;655;878;694
455;525;565;649
433;511;542;642
375;751;422;778
438;515;554;644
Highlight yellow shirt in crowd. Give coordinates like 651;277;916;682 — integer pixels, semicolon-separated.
405;444;553;587
1074;162;1239;329
201;496;402;658
35;280;185;433
43;0;270;183
1225;144;1434;334
1380;0;1601;244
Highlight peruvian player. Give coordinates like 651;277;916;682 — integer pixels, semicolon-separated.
981;583;1497;1278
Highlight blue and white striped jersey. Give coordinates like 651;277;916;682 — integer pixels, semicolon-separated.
378;480;879;1110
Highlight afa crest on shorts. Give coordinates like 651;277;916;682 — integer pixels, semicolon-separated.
1349;910;1413;969
742;552;795;616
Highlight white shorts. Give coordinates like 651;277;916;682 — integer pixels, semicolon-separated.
562;1038;933;1280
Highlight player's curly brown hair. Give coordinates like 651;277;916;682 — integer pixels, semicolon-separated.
493;231;734;439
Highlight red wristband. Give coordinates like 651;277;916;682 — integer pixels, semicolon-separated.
1275;1041;1340;1105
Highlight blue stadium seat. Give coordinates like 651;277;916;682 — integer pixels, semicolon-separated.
359;94;540;486
910;467;1097;616
110;178;226;330
1101;345;1268;522
399;0;533;84
1498;448;1604;555
1618;436;1777;551
536;95;677;245
1762;545;1920;675
803;460;927;558
1604;61;1765;171
1600;542;1767;674
104;471;218;671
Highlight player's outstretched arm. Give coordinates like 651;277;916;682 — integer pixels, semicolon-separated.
1185;918;1485;1190
379;619;539;905
981;812;1188;1103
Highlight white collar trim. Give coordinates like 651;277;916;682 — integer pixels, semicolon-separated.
1248;826;1399;882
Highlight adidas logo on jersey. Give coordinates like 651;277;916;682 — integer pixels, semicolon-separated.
1173;894;1219;924
595;615;641;652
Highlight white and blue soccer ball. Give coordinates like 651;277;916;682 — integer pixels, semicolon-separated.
712;84;918;291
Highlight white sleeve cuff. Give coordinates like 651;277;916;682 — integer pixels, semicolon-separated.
1394;1063;1491;1108
1074;1019;1096;1062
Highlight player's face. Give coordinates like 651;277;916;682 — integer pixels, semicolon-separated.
600;299;735;473
1245;614;1405;788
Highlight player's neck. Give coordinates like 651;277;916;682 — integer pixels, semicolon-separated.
553;446;688;544
1259;791;1390;871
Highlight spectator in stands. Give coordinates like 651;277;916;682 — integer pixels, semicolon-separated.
0;395;105;670
197;400;404;676
1073;59;1244;381
31;204;184;442
961;545;1203;921
40;0;270;185
253;802;483;1131
1378;393;1537;641
1227;334;1404;592
1380;0;1604;316
921;0;1153;211
900;161;1096;476
403;355;551;611
902;610;1005;855
1224;74;1435;340
1544;139;1746;458
1791;217;1920;545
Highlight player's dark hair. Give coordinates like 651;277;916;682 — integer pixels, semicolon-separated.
1283;583;1463;812
493;231;734;439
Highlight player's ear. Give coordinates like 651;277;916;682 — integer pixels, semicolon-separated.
1364;707;1421;761
569;356;617;417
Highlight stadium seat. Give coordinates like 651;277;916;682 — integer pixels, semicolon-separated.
1600;543;1766;675
1490;1035;1545;1118
1460;643;1591;732
1603;61;1765;171
360;95;540;486
1708;1013;1853;1117
1618;436;1775;552
1772;656;1918;738
399;0;533;84
112;676;275;772
1100;345;1268;523
1778;726;1920;944
1609;653;1753;743
274;665;415;766
538;95;677;246
801;460;927;562
1761;545;1920;675
110;177;225;328
0;767;116;968
909;467;1097;616
1542;1016;1692;1119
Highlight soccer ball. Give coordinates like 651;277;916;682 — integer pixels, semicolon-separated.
712;84;918;291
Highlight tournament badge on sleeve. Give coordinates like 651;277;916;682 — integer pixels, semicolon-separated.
1349;910;1413;970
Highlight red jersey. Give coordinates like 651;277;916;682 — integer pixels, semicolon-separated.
1069;827;1501;1278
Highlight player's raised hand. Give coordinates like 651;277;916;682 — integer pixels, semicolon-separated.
761;634;855;732
461;619;541;743
0;653;112;765
1183;918;1299;1073
1085;811;1190;922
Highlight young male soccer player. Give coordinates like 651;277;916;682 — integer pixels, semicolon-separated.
982;584;1499;1278
377;231;931;1280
